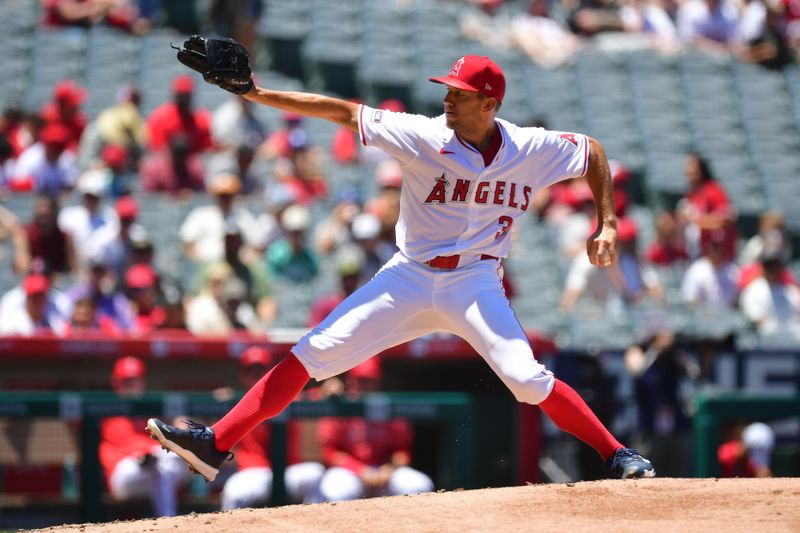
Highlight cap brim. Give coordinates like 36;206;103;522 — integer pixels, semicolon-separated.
428;76;480;93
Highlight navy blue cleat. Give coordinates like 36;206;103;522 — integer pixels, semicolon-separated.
145;418;232;482
609;448;656;479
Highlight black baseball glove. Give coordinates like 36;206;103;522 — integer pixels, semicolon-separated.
173;35;254;95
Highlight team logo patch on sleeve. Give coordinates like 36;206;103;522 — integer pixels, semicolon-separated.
371;110;383;123
560;133;578;146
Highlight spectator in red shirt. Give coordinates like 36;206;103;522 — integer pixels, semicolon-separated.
316;358;434;501
646;211;689;266
675;153;737;261
308;246;365;327
125;264;165;334
718;422;775;478
140;134;205;193
100;357;190;517
146;75;213;155
220;346;325;509
41;80;87;152
43;0;151;34
22;194;77;275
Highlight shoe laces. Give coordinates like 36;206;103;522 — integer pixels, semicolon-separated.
184;419;213;440
614;448;643;464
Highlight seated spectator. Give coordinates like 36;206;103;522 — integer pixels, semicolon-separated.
0;136;14;190
316;358;434;501
1;201;33;276
93;84;145;168
125;264;165;334
718;422;775;478
40;80;87;152
738;212;795;290
179;173;262;263
677;0;739;53
267;131;327;207
365;160;403;246
740;251;800;335
619;0;679;52
211;95;268;151
568;0;625;37
350;213;396;282
509;0;583;68
218;277;262;334
460;0;514;53
737;0;791;70
10;123;78;194
206;140;268;195
561;218;662;311
101;144;136;198
195;221;276;326
146;75;212;155
680;231;739;308
186;261;235;335
158;278;187;330
96;195;139;279
58;169;118;269
308;246;365;327
262;112;307;160
220;346;324;509
140;134;205;193
314;188;362;256
675;152;737;261
646;211;689;266
66;253;133;331
0;271;69;335
63;294;118;335
42;0;151;33
556;180;595;260
100;357;190;518
267;205;319;284
1;105;27;158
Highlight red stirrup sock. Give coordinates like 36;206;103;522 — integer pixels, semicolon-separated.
212;352;309;452
538;378;623;460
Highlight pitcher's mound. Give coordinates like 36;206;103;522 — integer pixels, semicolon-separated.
30;478;800;533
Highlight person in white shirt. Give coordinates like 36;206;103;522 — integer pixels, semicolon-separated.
0;272;70;336
681;232;739;308
57;168;119;270
740;253;800;335
677;0;739;52
179;173;263;263
148;53;655;482
11;124;78;195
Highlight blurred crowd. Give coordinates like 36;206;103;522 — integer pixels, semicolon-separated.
462;0;800;70
0;71;409;337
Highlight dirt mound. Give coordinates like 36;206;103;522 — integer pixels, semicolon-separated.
29;478;800;533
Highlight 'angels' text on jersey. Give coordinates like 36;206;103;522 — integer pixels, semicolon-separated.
423;174;533;211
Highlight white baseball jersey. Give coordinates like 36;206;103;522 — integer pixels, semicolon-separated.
357;105;590;261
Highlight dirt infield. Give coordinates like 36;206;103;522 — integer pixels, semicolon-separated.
29;478;800;533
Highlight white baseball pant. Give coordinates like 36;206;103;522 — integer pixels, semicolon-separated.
220;461;325;510
108;446;191;517
293;252;555;404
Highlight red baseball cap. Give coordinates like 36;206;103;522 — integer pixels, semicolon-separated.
172;74;195;94
429;55;506;102
240;346;273;368
112;356;146;381
53;80;86;106
617;217;638;242
125;264;157;289
39;124;71;147
101;144;128;168
115;196;138;221
23;273;50;295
